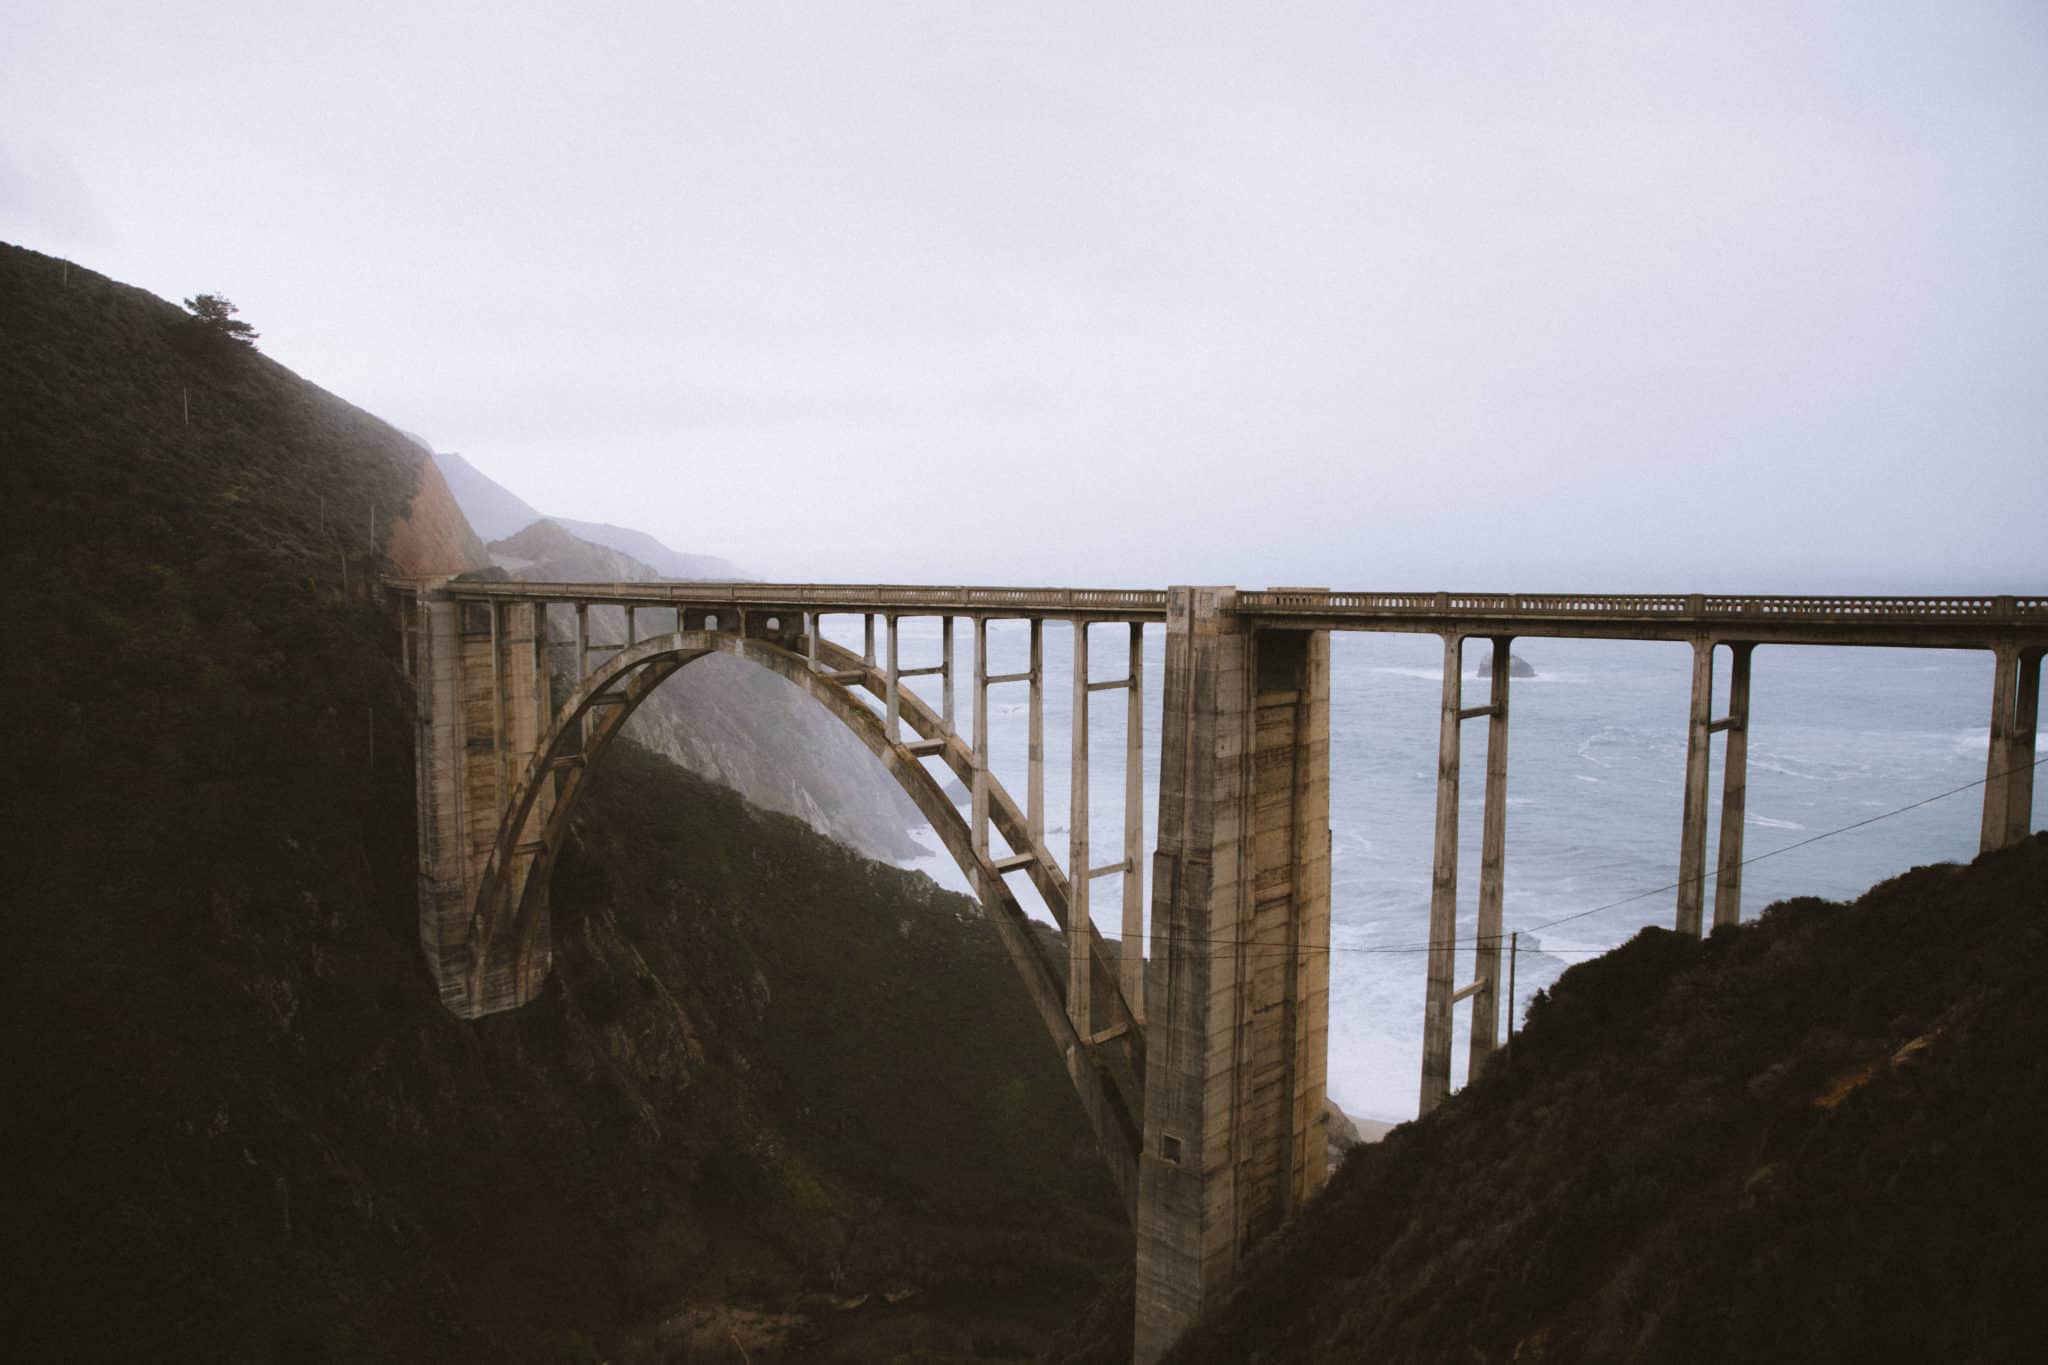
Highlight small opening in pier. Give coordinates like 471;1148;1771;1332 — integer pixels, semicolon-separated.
1257;629;1308;694
1160;1133;1183;1164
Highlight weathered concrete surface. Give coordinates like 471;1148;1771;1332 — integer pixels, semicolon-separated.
412;589;553;1016
1133;588;1330;1364
1675;636;1717;938
1713;643;1756;929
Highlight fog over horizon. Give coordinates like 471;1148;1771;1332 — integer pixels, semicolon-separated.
5;2;2045;591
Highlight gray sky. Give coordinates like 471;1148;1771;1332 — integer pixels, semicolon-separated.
7;2;2045;589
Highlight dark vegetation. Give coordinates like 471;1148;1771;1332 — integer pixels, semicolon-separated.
1167;834;2048;1365
0;242;1123;1360
181;292;261;348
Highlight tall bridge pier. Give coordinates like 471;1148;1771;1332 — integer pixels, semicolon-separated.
1133;589;1332;1360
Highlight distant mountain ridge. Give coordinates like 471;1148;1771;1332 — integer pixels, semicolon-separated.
550;516;745;581
429;449;745;580
429;448;544;541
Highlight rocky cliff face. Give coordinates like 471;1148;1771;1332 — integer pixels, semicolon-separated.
386;451;491;575
485;518;927;861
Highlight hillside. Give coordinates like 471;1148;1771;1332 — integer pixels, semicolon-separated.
1165;835;2048;1365
0;242;1124;1360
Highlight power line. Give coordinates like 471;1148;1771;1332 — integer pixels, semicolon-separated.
1513;754;2046;940
971;754;2046;961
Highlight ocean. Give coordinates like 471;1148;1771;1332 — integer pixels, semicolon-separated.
816;616;2011;1126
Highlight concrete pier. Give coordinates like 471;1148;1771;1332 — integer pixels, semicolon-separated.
1712;643;1755;929
1029;618;1045;844
1675;637;1717;937
1467;637;1512;1078
1133;588;1330;1363
1982;644;2041;852
1123;622;1146;1026
1070;621;1093;1036
412;589;554;1017
971;617;990;875
1419;633;1516;1109
1419;633;1464;1116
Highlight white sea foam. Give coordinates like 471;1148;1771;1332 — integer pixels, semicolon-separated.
1746;814;1805;831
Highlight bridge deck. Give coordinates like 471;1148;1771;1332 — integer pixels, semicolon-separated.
418;580;2047;647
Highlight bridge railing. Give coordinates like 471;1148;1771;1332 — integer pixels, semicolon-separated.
1238;590;2042;622
402;579;2044;628
422;579;1173;616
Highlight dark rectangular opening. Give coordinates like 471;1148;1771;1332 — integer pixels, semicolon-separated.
1256;630;1308;695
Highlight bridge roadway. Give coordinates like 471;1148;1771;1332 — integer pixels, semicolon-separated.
446;578;2045;643
396;578;2043;1363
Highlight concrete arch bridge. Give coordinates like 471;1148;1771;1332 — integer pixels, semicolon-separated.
392;580;2044;1362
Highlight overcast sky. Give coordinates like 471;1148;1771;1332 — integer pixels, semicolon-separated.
6;3;2045;589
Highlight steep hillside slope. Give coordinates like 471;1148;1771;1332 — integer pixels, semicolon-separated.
386;451;491;575
0;243;1123;1361
486;517;927;860
1166;836;2048;1365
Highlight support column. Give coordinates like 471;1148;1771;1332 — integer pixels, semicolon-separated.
1123;622;1147;1026
413;590;556;1019
886;614;902;743
533;601;550;728
942;615;956;735
972;618;990;870
1982;643;2021;853
624;604;637;648
1070;621;1092;1035
1418;633;1463;1116
864;612;876;665
1029;617;1045;845
1467;637;1512;1078
574;602;590;745
489;602;507;811
1713;643;1755;929
1675;637;1716;936
806;610;820;670
2008;650;2041;846
414;591;471;1010
1135;588;1330;1365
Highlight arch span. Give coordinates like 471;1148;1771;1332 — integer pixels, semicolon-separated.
465;627;1143;1212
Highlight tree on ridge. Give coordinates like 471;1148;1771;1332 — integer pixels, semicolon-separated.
181;293;259;348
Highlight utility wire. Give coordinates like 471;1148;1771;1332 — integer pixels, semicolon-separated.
984;753;2047;961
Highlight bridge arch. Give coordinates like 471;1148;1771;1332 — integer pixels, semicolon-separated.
464;625;1144;1212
